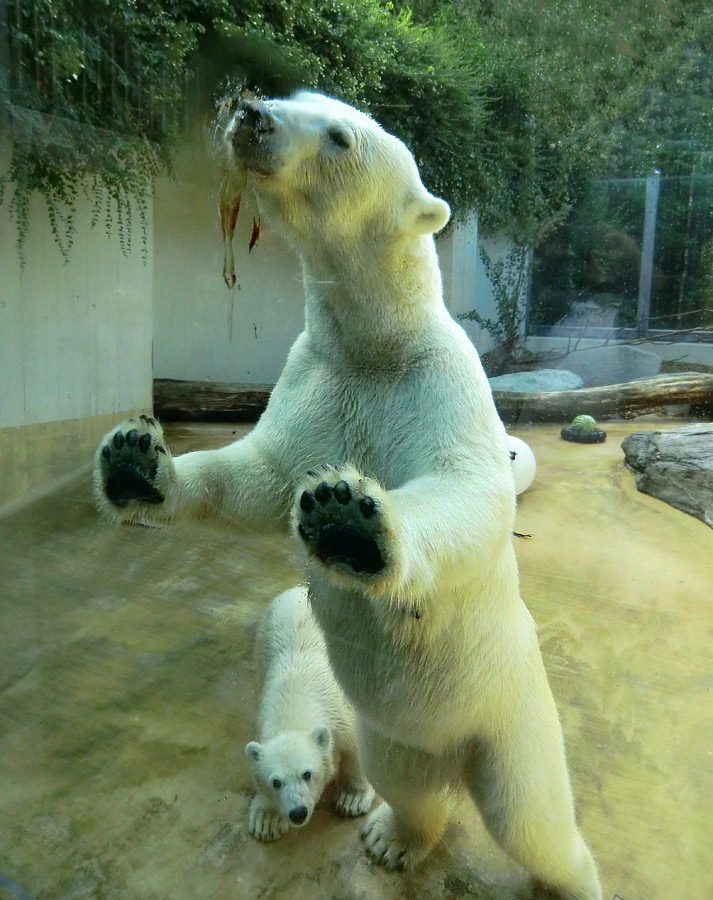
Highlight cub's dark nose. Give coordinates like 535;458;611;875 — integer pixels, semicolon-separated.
288;805;308;824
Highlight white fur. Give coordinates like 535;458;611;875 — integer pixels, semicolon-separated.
94;93;601;899
244;587;374;841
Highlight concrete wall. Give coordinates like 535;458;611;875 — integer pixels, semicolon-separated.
0;141;154;511
152;140;304;385
439;218;514;358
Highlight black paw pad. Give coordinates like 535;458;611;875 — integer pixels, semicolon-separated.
105;468;164;508
125;429;139;447
315;525;384;575
314;482;332;504
300;491;315;512
113;431;125;449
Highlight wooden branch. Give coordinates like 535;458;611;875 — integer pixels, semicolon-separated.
153;379;272;422
492;374;713;424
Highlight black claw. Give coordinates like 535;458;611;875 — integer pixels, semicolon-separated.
306;469;318;478
156;444;166;454
126;429;139;447
314;482;332;504
113;431;125;449
333;480;351;504
359;496;376;518
300;491;315;512
138;433;152;452
102;445;111;460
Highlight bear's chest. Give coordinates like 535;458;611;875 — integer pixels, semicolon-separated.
328;369;434;486
267;341;448;487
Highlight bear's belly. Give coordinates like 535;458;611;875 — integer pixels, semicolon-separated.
309;584;494;751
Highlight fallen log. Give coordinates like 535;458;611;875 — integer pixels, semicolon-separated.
154;379;272;421
492;374;713;425
153;374;713;425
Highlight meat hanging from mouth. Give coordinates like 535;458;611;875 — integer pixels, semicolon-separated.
220;167;246;289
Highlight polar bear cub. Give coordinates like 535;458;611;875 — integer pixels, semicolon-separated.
245;586;374;841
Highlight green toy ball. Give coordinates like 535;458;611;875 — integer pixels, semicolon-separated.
560;415;607;443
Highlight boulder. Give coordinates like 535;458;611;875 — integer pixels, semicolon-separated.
488;369;583;393
556;345;661;387
621;424;713;527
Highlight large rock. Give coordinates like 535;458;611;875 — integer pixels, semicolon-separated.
556;345;661;387
621;424;713;527
488;369;583;393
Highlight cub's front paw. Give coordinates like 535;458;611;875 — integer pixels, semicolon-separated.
247;795;288;842
294;465;392;580
93;415;174;522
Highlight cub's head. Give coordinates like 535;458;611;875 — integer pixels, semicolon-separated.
245;726;334;828
225;92;449;250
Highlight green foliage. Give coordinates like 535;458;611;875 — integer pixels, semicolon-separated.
2;0;713;262
1;0;217;262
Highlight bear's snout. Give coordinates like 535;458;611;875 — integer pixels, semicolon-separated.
234;99;274;139
288;805;309;825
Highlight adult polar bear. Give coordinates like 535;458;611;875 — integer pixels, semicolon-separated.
94;93;601;900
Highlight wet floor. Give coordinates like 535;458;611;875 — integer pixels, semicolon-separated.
0;420;711;900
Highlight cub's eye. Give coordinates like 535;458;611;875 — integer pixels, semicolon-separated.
327;126;351;151
272;778;282;790
302;771;312;782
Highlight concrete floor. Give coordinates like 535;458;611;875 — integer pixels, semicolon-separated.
0;419;711;900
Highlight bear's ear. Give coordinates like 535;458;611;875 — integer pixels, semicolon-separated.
404;190;451;236
312;726;331;752
245;741;262;763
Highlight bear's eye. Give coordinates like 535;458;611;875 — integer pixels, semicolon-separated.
327;126;351;151
272;778;282;790
302;770;312;782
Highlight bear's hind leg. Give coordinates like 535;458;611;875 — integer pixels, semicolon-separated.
461;729;602;900
357;723;449;871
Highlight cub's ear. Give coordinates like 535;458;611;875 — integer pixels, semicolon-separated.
404;190;451;236
245;741;262;763
312;726;332;752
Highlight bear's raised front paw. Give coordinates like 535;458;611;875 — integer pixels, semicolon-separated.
248;795;289;842
334;780;376;818
96;415;168;508
361;804;433;871
294;465;391;578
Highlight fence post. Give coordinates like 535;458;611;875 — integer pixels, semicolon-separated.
637;171;661;338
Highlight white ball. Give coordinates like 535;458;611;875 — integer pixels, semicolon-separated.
507;435;537;495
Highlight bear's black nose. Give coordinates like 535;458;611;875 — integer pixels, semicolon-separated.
289;805;308;824
238;99;274;135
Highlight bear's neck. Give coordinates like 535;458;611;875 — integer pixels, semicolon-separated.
301;235;446;367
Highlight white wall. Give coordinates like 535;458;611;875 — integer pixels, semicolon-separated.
152;140;304;385
0;143;154;430
0;139;154;510
439;216;515;357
